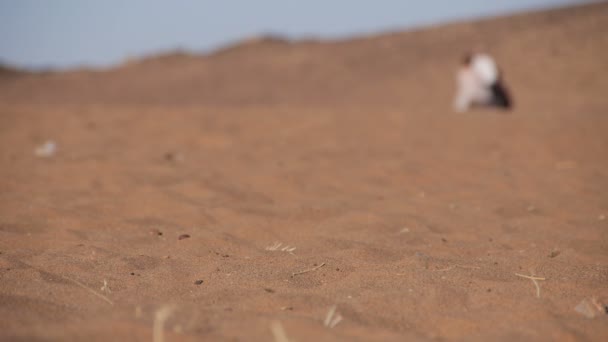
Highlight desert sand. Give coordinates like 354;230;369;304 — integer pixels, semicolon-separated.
1;3;607;341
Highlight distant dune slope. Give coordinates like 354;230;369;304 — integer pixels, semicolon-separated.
0;2;606;108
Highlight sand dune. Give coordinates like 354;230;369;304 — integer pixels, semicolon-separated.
1;2;607;341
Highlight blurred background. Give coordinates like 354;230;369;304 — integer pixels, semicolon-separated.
0;0;592;70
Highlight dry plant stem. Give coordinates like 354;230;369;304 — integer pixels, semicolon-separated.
329;315;343;328
532;278;541;298
324;305;343;328
324;305;337;327
514;273;546;280
153;305;175;342
292;262;326;276
515;273;545;298
270;321;290;342
266;242;296;254
65;277;114;305
434;265;481;272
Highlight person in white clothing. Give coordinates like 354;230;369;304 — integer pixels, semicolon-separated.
454;52;512;112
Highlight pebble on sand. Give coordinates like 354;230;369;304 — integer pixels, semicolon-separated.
34;140;57;158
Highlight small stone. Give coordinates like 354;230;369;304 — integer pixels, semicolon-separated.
194;280;204;285
178;234;190;240
548;249;561;258
264;288;275;293
34;140;57;158
150;229;163;236
165;152;184;163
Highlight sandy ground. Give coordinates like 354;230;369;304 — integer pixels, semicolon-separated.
1;3;608;341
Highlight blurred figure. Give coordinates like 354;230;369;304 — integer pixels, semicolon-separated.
454;52;512;112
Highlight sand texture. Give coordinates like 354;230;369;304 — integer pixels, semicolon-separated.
1;3;608;341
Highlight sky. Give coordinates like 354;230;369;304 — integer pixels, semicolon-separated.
0;0;592;69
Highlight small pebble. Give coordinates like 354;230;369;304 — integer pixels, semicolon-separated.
264;288;275;293
150;229;163;236
194;280;204;285
164;152;184;163
178;234;190;240
548;250;561;258
34;140;57;158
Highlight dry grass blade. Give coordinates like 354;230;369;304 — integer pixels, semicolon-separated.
153;305;176;342
100;279;112;294
515;273;546;298
266;242;296;254
323;305;343;328
514;273;546;280
324;305;337;327
65;277;114;305
434;264;481;272
292;263;325;277
270;320;291;342
329;314;343;328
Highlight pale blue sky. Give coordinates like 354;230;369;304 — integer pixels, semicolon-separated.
0;0;590;69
